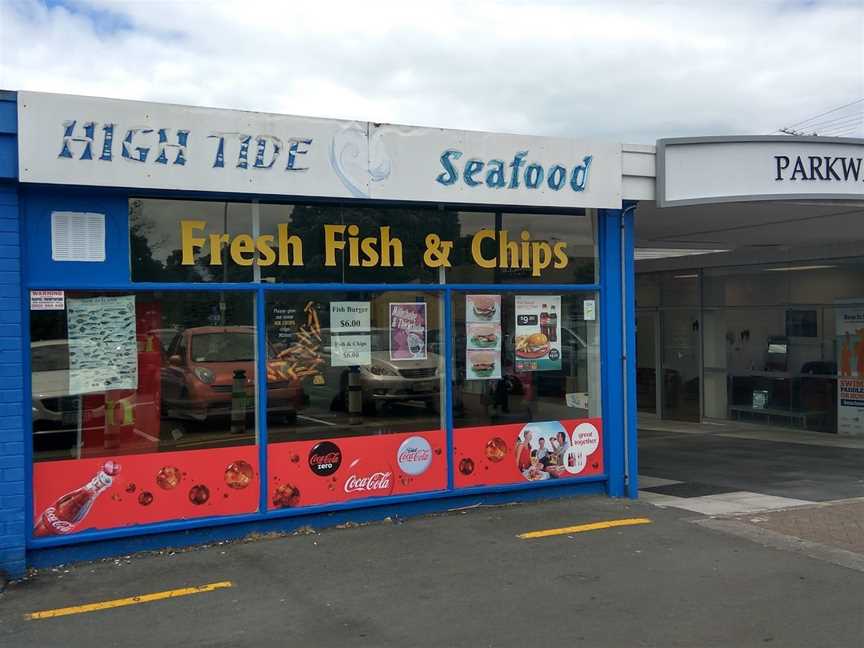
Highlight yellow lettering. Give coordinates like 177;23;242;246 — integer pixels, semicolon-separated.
531;241;552;277
347;224;361;266
380;227;403;267
360;237;379;267
324;224;346;266
471;229;497;269
519;231;531;269
180;220;207;265
230;234;256;266
499;230;518;269
209;233;230;265
256;235;276;266
277;224;303;266
553;242;568;268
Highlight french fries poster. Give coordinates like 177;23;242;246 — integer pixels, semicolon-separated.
268;300;326;384
514;296;562;372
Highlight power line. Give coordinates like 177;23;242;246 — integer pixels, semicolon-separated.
785;97;864;129
800;113;863;131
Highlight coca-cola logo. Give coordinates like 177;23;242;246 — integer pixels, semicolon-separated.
308;441;342;476
44;507;73;534
344;471;391;493
397;436;432;476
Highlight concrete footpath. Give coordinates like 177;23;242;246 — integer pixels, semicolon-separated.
1;496;863;648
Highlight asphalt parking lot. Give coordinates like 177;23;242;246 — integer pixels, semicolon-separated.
2;495;863;648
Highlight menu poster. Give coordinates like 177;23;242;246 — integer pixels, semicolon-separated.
390;302;427;360
67;295;139;394
514;295;562;372
330;301;372;367
466;294;501;324
465;295;502;381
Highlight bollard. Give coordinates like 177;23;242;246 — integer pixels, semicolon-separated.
231;369;247;434
348;366;362;425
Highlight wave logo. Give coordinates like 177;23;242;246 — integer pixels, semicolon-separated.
329;124;391;198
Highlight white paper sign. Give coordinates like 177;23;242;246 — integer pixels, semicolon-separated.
30;290;65;310
583;299;596;321
330;301;371;333
67;295;138;394
331;334;371;367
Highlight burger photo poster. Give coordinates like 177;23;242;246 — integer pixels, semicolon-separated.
466;295;502;380
514;295;562;372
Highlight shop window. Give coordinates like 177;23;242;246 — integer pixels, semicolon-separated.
264;291;447;509
130;199;597;286
447;211;597;284
451;292;603;489
30;291;260;537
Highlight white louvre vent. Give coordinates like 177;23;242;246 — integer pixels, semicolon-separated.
51;212;106;262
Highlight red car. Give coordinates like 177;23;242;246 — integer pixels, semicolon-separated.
161;326;304;424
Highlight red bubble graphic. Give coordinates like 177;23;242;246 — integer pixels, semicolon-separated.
485;437;508;463
272;483;301;508
224;460;254;490
156;466;182;491
188;484;210;505
103;460;121;476
125;483;136;493
138;491;154;506
459;458;475;475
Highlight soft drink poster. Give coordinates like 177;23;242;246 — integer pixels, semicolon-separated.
33;445;259;537
453;418;603;489
268;429;447;510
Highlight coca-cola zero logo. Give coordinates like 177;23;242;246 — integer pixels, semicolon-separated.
308;441;342;476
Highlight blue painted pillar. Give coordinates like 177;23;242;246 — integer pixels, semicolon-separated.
599;208;625;497
623;203;638;498
0;91;25;580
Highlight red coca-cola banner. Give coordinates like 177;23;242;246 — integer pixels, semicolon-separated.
454;418;603;488
32;445;259;537
268;429;446;510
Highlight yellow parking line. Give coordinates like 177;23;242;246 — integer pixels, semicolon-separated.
518;517;652;539
25;581;233;620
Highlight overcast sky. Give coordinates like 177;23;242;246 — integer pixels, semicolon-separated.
0;0;862;143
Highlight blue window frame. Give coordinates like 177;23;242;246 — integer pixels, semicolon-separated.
22;187;626;550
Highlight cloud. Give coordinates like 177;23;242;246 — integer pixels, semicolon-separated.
1;0;862;143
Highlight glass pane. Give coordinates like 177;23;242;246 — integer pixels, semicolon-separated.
132;198;597;286
636;313;657;413
31;291;259;537
265;291;447;509
130;199;254;283
452;292;603;489
660;309;700;421
447;211;596;284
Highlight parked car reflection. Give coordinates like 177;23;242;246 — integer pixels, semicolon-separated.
161;326;304;424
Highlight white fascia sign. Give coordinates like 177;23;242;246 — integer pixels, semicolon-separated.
17;91;623;209
657;136;864;207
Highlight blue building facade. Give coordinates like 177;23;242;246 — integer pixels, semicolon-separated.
0;90;638;580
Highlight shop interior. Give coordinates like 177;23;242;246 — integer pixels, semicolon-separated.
634;198;864;501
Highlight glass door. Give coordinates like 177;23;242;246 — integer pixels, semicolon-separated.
660;309;701;422
636;312;659;414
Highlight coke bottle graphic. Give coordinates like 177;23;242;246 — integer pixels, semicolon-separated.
539;305;549;338
548;305;558;342
33;460;120;537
